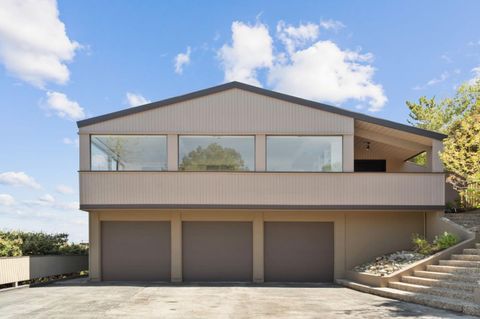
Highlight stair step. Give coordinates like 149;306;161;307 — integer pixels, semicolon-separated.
401;275;477;291
375;287;480;316
451;254;480;261
463;248;480;255
439;259;480;267
476;243;480;249
427;264;480;274
414;270;480;282
389;281;474;301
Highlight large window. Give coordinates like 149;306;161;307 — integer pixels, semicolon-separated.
91;135;167;171
179;136;255;171
266;136;342;172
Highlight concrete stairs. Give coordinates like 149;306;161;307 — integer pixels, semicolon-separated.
339;243;480;316
386;243;480;315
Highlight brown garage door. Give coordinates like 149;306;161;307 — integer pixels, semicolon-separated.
101;221;171;281
264;222;334;282
182;222;253;282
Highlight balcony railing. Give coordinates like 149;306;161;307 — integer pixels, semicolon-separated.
79;171;445;210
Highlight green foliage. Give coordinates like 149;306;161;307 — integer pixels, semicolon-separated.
179;143;247;171
412;232;458;255
406;80;480;134
440;103;480;206
0;236;22;257
0;231;88;257
411;234;435;255
407;152;427;166
433;232;458;250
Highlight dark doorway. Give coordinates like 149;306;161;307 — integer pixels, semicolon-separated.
354;160;386;172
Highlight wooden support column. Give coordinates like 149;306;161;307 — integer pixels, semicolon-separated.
171;213;182;282
89;211;101;281
253;213;264;283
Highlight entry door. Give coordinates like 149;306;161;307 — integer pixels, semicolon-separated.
182;221;253;282
101;221;171;281
264;222;334;282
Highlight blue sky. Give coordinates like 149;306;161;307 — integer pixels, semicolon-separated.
0;1;479;242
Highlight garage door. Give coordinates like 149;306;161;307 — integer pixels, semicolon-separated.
264;222;334;282
101;221;171;281
182;222;253;282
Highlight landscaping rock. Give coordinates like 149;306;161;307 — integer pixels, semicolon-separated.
353;250;425;275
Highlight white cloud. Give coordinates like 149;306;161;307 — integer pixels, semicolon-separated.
44;91;85;120
277;21;319;54
0;0;80;88
174;46;191;74
413;71;450;90
39;193;55;203
0;194;15;206
0;171;41;189
218;21;273;86
62;137;79;146
469;67;480;85
269;40;386;112
56;184;74;195
126;92;151;107
218;20;386;112
319;19;345;31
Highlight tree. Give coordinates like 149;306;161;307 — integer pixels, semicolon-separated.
406;80;480;133
440;106;480;206
179;143;247;171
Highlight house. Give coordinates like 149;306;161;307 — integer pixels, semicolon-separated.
77;81;447;283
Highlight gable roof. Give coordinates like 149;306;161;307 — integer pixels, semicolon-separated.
77;81;447;140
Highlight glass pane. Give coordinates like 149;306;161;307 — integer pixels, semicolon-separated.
267;136;342;172
91;135;167;171
179;136;255;171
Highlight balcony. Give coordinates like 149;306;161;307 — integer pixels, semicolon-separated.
79;171;445;210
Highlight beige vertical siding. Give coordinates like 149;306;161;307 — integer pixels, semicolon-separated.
79;89;354;135
88;210;431;282
255;134;266;172
80;172;445;207
79;134;90;171
0;256;88;285
344;211;424;269
167;134;178;171
343;135;354;172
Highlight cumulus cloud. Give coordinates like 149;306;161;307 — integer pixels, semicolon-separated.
39;193;55;203
469;67;480;85
56;184;74;195
126;92;151;107
44;91;85;120
0;171;41;189
0;194;15;206
174;46;191;74
62;137;79;146
218;20;387;112
0;0;80;88
218;21;273;86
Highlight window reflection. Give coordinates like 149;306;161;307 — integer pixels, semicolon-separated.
179;136;255;171
91;135;167;171
267;136;342;172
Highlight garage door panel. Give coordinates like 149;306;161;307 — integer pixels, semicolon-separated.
182;222;253;282
264;222;334;282
101;221;171;281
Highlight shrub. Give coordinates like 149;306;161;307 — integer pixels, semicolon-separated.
411;234;435;255
0;231;88;257
434;232;458;250
0;237;22;257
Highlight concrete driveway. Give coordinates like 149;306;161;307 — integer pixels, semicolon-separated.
0;279;475;318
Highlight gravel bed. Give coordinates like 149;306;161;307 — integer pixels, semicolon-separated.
353;251;426;276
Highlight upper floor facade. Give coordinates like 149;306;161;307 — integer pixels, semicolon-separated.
78;82;446;211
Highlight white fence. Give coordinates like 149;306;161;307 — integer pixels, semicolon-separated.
0;255;88;286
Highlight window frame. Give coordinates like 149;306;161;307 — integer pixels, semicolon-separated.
89;134;169;171
177;134;256;172
265;135;344;173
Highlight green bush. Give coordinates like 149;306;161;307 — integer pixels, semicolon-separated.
412;234;435;255
0;231;88;257
0;237;22;257
434;232;458;250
